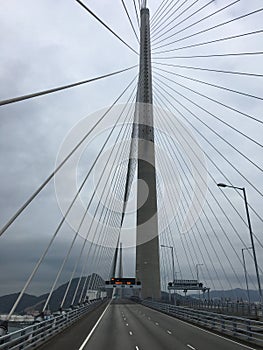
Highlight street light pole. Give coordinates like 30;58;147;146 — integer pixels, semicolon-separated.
161;245;176;304
196;263;203;304
242;247;252;305
241;187;263;305
196;263;203;282
217;183;262;305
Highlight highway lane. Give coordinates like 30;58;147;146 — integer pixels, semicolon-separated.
38;301;109;350
81;300;259;350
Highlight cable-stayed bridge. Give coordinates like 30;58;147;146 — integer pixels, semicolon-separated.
0;0;263;349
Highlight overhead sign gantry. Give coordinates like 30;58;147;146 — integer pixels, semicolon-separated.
168;279;210;293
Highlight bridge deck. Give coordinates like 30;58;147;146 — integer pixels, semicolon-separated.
37;300;260;350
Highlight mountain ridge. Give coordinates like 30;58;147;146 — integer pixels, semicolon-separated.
0;274;104;314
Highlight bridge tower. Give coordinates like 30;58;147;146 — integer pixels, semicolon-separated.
135;2;161;300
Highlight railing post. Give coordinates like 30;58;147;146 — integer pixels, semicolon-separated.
211;314;215;329
233;318;237;336
246;320;252;341
18;329;27;350
221;317;226;332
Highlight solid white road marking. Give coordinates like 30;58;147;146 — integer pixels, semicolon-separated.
167;330;172;335
78;301;111;350
129;331;133;335
187;345;196;350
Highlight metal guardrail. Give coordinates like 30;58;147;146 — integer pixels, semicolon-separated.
142;300;263;346
176;299;262;318
0;299;107;350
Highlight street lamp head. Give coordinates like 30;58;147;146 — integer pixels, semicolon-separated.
161;244;172;249
217;183;227;188
217;183;244;191
242;247;253;252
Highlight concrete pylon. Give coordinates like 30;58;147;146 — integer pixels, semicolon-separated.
135;6;161;300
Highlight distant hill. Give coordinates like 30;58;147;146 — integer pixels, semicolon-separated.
2;283;259;315
161;291;189;303
0;273;104;314
190;288;260;302
0;293;40;314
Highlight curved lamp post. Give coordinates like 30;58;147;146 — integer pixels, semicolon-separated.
161;244;175;304
217;183;262;305
242;247;252;305
196;263;203;303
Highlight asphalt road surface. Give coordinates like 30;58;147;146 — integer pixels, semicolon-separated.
39;300;260;350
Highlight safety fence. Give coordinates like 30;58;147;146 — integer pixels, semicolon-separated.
0;299;107;349
175;299;262;318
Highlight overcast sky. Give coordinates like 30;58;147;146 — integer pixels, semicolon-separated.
0;0;262;299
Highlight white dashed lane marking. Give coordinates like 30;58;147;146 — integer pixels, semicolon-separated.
187;345;196;350
167;330;172;335
129;331;133;336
